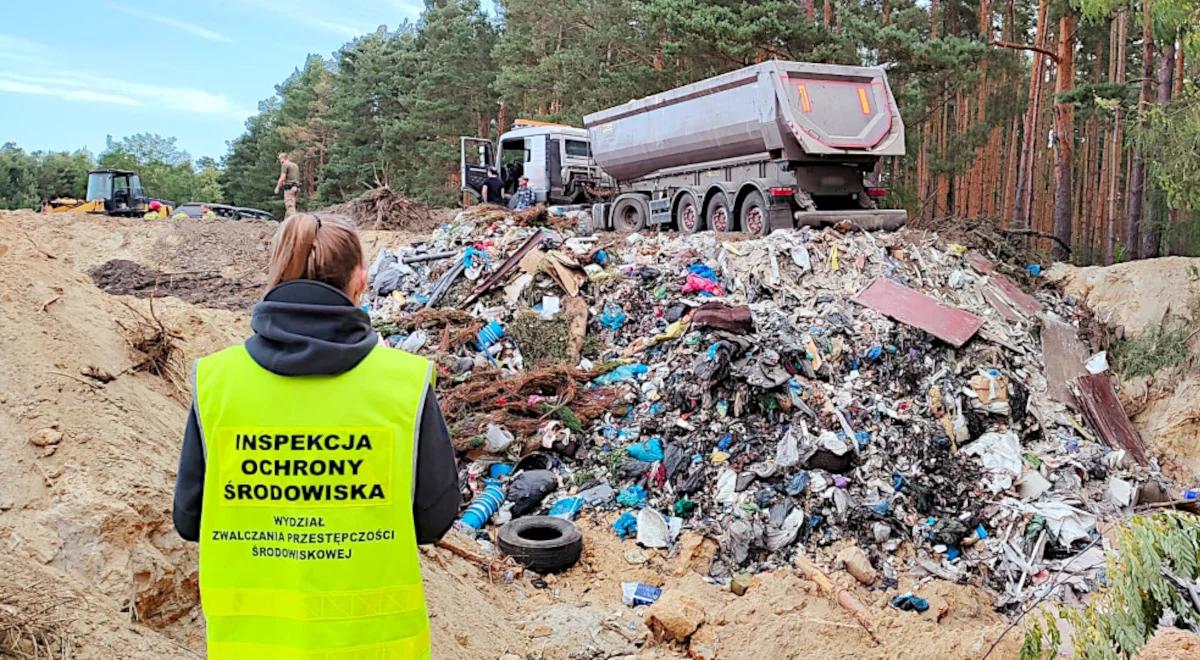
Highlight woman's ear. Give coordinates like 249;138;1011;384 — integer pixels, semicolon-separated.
349;266;368;304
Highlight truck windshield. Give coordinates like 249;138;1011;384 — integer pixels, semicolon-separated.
129;175;145;198
85;172;113;201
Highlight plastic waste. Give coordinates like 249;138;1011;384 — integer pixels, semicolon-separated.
399;329;427;353
891;593;929;613
593;249;608;265
683;272;724;296
1027;263;1042;276
548;496;585;520
598;303;627;332
593;363;647;386
616;484;648;508
626;437;664;462
506;469;558;517
636;508;682;548
621;582;662;607
484;424;515;453
612;511;638;538
786;471;810;496
1085;350;1109;374
459;480;505;529
476;320;505;351
962;431;1023;493
775;426;801;467
577;482;615;505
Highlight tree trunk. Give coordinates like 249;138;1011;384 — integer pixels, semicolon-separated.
1126;1;1154;259
804;0;816;22
931;0;940;40
823;0;832;27
1013;0;1050;229
1052;13;1076;261
1105;10;1127;264
1141;37;1175;258
882;0;890;25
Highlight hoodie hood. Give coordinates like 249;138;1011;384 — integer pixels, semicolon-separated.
245;280;378;376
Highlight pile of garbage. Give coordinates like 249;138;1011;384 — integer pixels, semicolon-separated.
366;204;1173;610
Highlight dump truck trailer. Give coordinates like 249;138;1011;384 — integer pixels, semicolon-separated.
584;60;906;234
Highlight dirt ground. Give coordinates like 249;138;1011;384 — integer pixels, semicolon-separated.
4;209;1186;659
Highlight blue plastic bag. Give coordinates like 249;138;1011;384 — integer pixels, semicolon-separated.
548;496;585;520
627;438;664;462
593;363;647;386
616;485;647;508
891;593;929;613
612;511;638;539
598;303;627;332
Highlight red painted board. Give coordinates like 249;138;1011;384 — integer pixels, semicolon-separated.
992;273;1042;314
853;278;983;347
966;252;994;274
1074;373;1149;465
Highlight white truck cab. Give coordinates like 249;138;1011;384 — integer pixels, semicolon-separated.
460;120;610;206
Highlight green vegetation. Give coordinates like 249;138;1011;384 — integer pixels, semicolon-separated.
1111;325;1191;377
0;134;221;210
1021;512;1200;659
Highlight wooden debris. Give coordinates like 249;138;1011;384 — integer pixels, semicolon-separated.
794;553;881;645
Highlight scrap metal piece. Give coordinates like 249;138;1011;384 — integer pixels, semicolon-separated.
853;278;983;347
1073;373;1150;465
461;230;546;307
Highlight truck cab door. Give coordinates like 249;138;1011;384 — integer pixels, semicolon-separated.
460;137;494;201
525;136;547;202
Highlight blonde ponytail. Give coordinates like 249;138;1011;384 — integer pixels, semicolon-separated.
267;214;363;293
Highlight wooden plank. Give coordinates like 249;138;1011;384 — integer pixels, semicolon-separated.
853;278;983;347
1041;318;1088;408
982;286;1023;324
991;272;1042;314
1074;373;1149;465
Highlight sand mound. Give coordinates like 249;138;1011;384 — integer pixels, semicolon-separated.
1048;257;1200;482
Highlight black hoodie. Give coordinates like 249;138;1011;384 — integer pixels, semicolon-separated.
172;280;460;544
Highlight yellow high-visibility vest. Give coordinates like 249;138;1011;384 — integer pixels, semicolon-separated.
195;344;433;659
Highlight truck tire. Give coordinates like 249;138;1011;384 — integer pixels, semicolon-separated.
740;190;768;235
675;193;703;233
497;516;583;573
612;195;647;233
706;194;734;232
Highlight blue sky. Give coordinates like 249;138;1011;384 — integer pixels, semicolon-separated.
0;1;426;162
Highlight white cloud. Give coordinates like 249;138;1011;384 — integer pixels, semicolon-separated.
111;5;233;43
0;69;246;116
0;76;142;106
238;0;407;37
0;34;47;65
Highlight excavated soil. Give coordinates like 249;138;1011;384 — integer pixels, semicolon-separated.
1048;258;1200;483
6;209;1186;659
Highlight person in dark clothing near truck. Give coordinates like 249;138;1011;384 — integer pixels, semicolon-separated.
173;213;459;659
481;167;504;205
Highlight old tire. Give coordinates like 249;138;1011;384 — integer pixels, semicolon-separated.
676;192;704;233
706;193;733;232
612;195;648;233
497;516;583;573
740;190;768;235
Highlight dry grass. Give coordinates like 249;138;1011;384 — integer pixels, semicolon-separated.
0;579;77;659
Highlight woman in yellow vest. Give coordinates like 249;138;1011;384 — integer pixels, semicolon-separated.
173;213;460;659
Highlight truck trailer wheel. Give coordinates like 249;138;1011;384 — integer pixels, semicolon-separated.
676;193;703;233
612;195;648;233
706;195;733;232
739;190;768;235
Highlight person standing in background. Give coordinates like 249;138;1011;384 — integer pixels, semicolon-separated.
274;152;301;217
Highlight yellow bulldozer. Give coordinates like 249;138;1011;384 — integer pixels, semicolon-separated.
46;169;174;217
